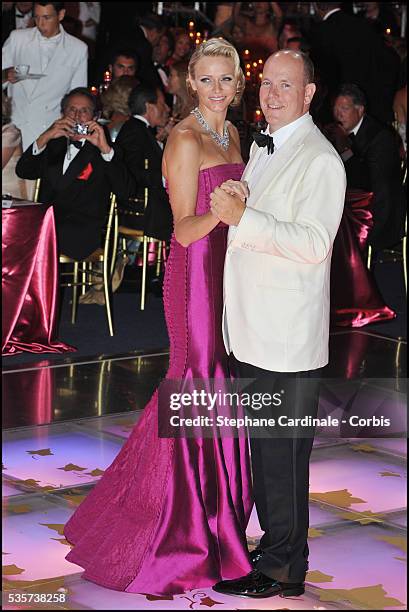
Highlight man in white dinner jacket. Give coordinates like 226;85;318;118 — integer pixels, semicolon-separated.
211;50;346;599
2;2;88;151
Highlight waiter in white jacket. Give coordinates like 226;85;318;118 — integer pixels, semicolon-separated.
2;2;88;151
211;50;346;599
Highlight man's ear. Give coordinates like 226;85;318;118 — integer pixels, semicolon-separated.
58;9;66;23
357;104;365;119
304;83;316;106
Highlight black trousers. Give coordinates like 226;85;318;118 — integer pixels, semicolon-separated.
233;356;321;583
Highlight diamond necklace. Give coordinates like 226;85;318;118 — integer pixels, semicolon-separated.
190;107;230;151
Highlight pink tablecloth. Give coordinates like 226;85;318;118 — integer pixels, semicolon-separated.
331;190;396;327
2;203;76;355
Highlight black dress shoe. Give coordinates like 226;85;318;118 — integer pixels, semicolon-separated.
213;569;305;599
249;548;265;566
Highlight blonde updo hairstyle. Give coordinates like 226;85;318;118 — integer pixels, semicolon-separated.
187;38;245;107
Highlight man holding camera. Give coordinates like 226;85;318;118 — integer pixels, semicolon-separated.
16;87;133;260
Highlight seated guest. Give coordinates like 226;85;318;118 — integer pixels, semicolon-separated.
325;83;405;251
115;84;173;242
2;91;28;199
100;75;139;141
108;49;138;80
15;87;133;260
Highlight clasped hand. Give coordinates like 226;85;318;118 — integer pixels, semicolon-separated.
210;180;249;226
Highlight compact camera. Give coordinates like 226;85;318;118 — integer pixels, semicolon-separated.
73;123;90;135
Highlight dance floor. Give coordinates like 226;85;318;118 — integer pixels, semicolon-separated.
2;330;407;610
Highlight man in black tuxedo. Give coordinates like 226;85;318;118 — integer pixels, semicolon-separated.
2;2;34;44
133;14;164;91
115;83;173;242
325;83;405;251
16;87;133;260
152;30;174;107
311;2;400;125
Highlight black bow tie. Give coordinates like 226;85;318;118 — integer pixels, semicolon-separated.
69;140;83;150
253;131;275;154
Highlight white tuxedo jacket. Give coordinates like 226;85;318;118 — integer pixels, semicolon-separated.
223;115;346;372
2;26;88;150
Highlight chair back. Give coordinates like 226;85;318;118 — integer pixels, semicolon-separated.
33;178;41;203
103;192;118;278
117;159;148;227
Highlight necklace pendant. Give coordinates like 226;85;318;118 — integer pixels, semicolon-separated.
191;107;230;151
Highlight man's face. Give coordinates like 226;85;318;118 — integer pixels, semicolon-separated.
110;56;137;79
34;3;64;38
333;95;364;132
16;2;33;14
64;94;95;124
260;51;315;132
145;89;169;127
146;27;162;47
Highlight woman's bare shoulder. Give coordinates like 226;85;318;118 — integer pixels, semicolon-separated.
165;117;203;160
163;117;203;177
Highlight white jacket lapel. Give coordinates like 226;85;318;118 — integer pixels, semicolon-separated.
247;117;314;208
21;29;41;99
241;142;262;184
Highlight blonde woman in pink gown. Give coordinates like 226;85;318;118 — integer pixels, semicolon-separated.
64;39;253;595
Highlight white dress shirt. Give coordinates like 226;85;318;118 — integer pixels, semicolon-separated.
37;28;63;73
15;8;33;29
33;139;114;174
322;7;342;21
247;113;311;194
350;115;364;136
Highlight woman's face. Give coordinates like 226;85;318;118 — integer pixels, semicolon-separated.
174;35;191;60
189;56;237;114
167;69;181;94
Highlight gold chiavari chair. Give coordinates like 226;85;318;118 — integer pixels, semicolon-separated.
33;179;119;335
117;159;166;310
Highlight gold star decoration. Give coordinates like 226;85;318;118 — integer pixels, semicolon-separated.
318;584;403;608
310;489;366;509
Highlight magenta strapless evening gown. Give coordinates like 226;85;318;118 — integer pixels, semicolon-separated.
63;163;253;595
